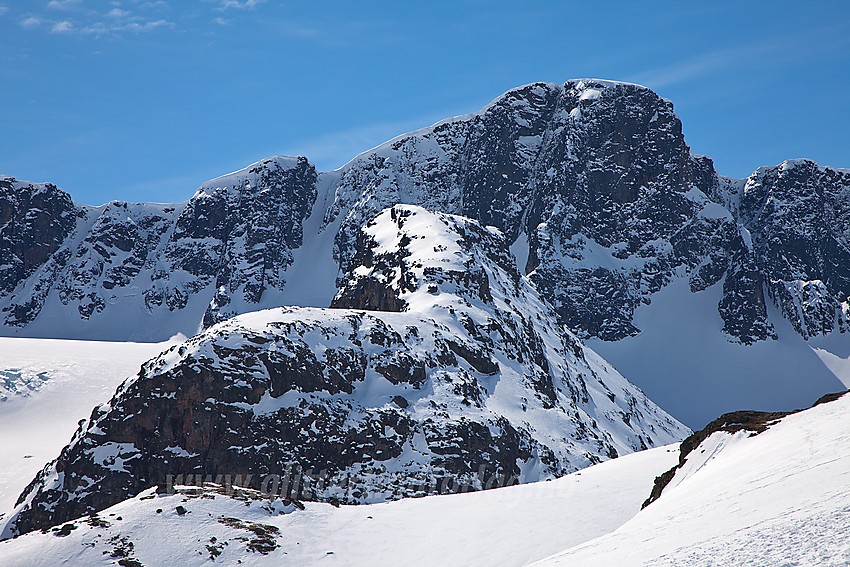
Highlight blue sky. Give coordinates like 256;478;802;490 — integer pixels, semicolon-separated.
1;0;848;205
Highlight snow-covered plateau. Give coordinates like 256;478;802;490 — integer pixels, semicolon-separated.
0;337;181;517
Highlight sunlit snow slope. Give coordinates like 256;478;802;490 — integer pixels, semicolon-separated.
535;391;850;566
0;444;679;567
587;277;847;427
0;337;178;517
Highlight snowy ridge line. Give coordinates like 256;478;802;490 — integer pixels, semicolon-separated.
194;155;303;197
1;75;849;564
533;384;850;566
643;388;849;509
329;79;651;173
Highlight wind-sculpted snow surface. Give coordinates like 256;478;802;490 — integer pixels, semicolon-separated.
3;205;688;537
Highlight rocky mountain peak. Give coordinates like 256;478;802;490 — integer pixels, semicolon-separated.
0;177;77;309
331;204;515;313
322;78;768;343
736;158;850;338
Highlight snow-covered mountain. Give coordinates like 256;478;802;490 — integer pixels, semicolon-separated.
1;77;849;566
2;204;687;537
2;79;848;426
0;157;317;340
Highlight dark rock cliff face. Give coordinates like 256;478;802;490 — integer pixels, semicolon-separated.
170;156;318;327
0;178;78;325
6;205;688;537
60;201;179;322
0;157;317;339
325;80;778;344
1;81;847;345
738;160;850;338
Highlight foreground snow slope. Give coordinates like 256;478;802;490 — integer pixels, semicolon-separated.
0;444;678;567
535;391;850;566
0;337;177;517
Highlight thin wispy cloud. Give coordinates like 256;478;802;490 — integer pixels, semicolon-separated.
0;5;9;17
627;46;771;90
46;0;82;9
83;17;173;34
51;20;73;32
216;0;265;10
17;0;274;37
628;24;850;92
20;1;175;36
20;16;44;28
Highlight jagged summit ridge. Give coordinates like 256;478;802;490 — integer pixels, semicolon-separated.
0;156;317;339
3;79;847;347
4;204;687;536
194;155;305;198
322;78;774;342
